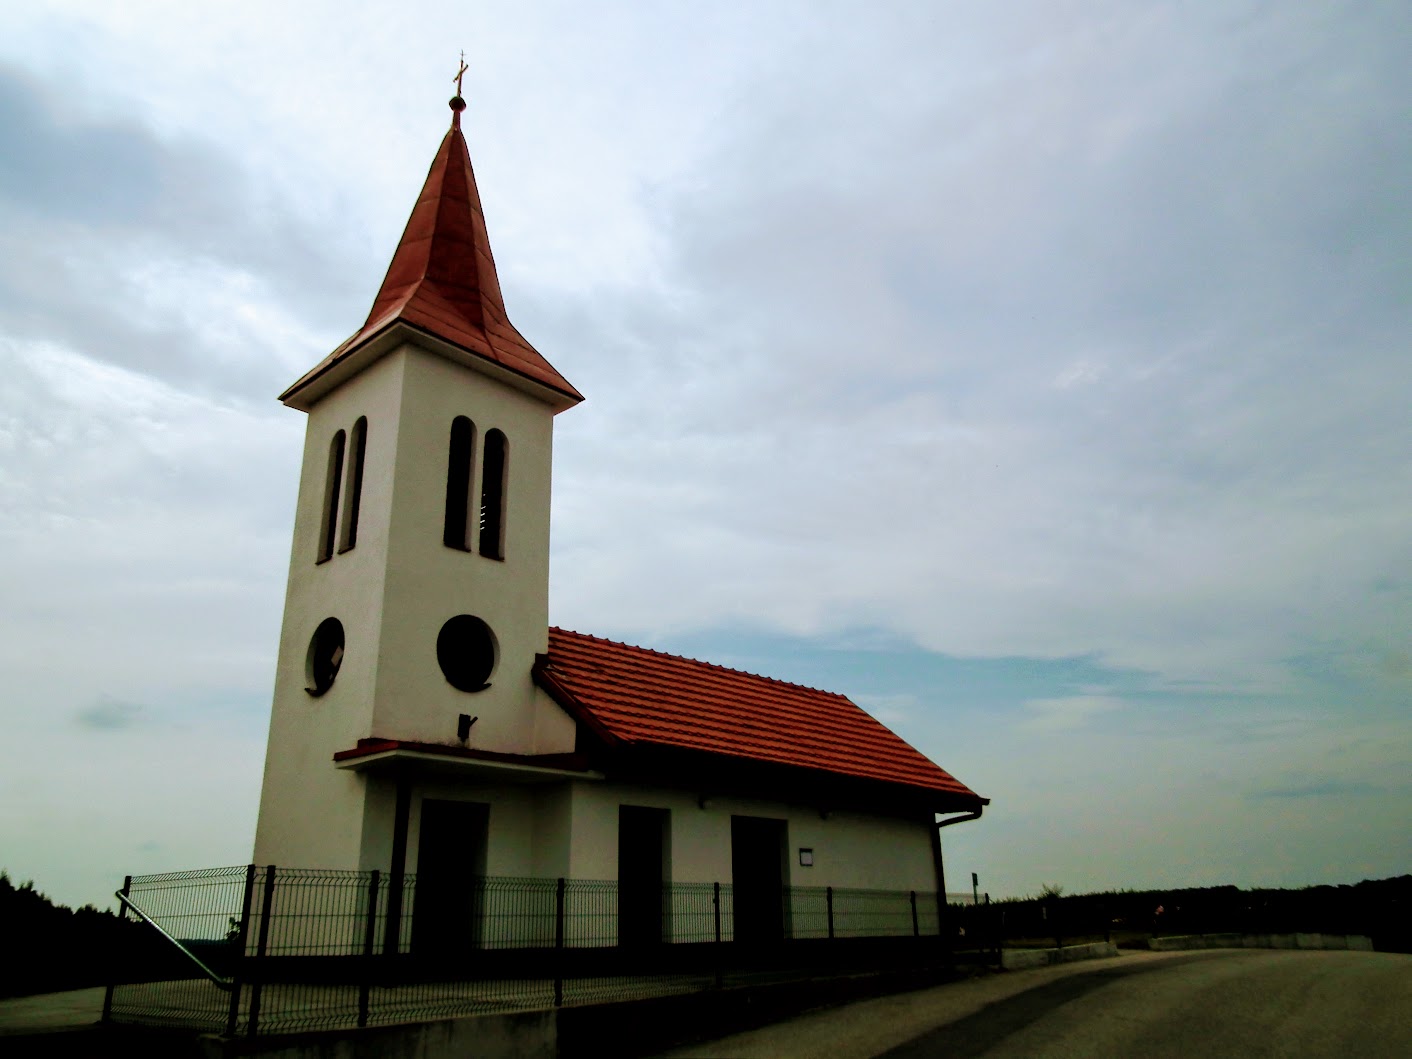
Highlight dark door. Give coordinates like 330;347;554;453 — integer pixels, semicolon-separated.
618;806;669;947
731;816;787;945
412;799;489;955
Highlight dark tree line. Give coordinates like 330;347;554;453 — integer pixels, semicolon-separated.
3;870;1407;999
0;872;180;999
953;875;1411;953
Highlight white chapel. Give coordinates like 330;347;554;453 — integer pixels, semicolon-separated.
252;92;986;946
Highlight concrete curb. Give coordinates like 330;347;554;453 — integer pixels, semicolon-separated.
1000;941;1119;970
1146;933;1374;952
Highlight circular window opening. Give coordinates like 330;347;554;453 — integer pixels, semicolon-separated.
306;617;345;696
437;614;496;692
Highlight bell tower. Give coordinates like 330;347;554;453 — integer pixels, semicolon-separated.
253;92;582;869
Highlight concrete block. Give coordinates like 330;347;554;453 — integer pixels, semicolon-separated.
1146;933;1375;954
200;1009;557;1059
1001;942;1118;970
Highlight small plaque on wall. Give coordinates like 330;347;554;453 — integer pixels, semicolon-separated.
798;848;814;867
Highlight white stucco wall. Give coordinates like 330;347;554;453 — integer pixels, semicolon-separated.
337;774;941;948
560;781;938;892
344;772;938;891
371;347;568;756
254;339;571;871
254;352;407;868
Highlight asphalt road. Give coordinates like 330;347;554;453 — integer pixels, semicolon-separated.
664;950;1412;1059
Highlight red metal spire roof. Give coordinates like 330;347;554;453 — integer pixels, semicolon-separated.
538;628;985;805
282;97;582;408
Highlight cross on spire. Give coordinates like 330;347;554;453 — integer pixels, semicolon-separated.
454;51;468;97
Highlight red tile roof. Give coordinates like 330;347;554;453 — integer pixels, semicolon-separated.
538;628;984;805
282;101;582;408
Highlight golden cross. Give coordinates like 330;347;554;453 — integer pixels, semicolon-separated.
454;51;468;96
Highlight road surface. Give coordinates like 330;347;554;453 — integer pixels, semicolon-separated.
664;949;1412;1059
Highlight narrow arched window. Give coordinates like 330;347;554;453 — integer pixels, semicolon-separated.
479;429;507;560
318;430;346;563
444;416;475;550
338;417;368;553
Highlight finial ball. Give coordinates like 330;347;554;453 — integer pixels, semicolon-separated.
449;95;467;113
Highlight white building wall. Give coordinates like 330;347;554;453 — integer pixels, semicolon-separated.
561;780;937;891
254;340;574;871
345;773;937;889
372;347;568;756
253;353;408;869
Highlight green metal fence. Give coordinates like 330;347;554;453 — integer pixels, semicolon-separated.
105;866;948;1036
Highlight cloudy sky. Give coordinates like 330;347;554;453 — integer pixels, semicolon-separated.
1;1;1407;909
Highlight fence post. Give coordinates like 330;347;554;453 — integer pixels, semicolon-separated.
101;875;132;1026
713;881;723;988
554;877;566;1008
222;865;256;1037
826;886;835;940
910;890;919;938
358;869;380;1029
988;894;999;964
247;865;276;1038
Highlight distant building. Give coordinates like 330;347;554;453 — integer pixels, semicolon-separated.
252;93;986;945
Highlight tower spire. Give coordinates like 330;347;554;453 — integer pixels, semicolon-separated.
280;93;582;410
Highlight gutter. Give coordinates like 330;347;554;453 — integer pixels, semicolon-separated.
931;800;987;948
937;804;986;830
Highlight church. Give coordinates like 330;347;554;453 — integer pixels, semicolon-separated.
252;90;986;946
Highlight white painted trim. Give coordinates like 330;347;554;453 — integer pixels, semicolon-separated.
334;747;604;785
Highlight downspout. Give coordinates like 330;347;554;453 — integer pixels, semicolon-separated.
931;803;986;958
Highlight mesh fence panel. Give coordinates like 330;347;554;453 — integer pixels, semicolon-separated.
564;879;617;948
107;865;251;1033
481;875;559;949
257;867;371;956
107;867;947;1035
831;886;921;938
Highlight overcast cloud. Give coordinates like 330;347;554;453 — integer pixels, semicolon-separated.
0;1;1407;907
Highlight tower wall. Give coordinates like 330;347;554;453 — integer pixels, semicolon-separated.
371;345;566;753
254;341;575;870
253;353;406;868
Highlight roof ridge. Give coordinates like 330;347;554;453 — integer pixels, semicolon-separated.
548;626;847;698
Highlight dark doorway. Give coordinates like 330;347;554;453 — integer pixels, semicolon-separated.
731;816;787;945
618;806;670;947
412;799;489;955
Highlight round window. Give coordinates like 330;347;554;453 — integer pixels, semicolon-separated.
306;617;345;696
437;614;496;692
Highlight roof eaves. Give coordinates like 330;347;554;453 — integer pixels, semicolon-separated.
605;741;987;814
280;317;583;412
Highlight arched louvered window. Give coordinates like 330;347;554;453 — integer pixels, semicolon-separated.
444;416;475;550
317;430;346;563
479;429;507;560
338;417;368;553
